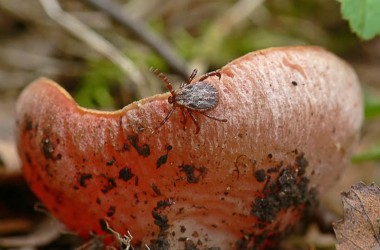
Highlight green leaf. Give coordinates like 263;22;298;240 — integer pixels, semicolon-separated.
74;60;122;110
338;0;380;40
363;87;380;119
365;102;380;119
352;145;380;163
352;126;380;163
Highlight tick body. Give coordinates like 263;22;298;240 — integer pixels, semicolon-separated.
152;68;227;134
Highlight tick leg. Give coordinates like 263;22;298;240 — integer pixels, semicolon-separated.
151;68;176;96
180;107;188;131
154;106;176;132
199;70;221;82
188;111;200;134
200;112;227;122
186;69;198;85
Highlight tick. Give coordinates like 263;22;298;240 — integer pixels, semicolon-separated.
152;68;227;134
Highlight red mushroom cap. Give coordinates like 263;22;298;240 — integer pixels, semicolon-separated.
16;46;363;249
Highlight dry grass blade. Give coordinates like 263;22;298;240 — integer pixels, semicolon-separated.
0;217;64;248
38;0;150;98
85;0;189;78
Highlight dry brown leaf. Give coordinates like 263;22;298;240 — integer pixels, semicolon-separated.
333;182;380;250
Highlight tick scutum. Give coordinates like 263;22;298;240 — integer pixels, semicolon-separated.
175;82;219;111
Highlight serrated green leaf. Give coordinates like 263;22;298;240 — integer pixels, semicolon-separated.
338;0;380;40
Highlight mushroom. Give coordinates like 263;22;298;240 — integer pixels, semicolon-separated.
16;46;363;249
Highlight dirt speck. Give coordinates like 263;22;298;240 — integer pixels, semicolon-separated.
254;169;267;182
128;134;150;157
106;205;116;217
118;167;135;182
41;137;55;160
151;182;162;196
78;173;92;187
100;175;117;193
179;164;207;183
152;211;169;231
106;157;116;166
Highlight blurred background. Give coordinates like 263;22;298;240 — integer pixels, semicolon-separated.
0;0;379;249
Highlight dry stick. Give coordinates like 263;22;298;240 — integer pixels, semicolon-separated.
38;0;150;99
84;0;189;78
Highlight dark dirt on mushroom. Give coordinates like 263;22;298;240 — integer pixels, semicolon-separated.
118;167;135;182
244;153;318;249
251;153;317;222
179;164;207;183
78;173;93;187
128;134;151;157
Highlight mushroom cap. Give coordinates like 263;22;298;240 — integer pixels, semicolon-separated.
16;46;363;249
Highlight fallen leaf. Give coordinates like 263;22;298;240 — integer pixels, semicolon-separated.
333;182;380;250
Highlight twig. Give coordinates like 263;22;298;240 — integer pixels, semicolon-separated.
39;0;150;98
84;0;189;78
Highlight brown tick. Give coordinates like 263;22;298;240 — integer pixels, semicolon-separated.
152;68;227;134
